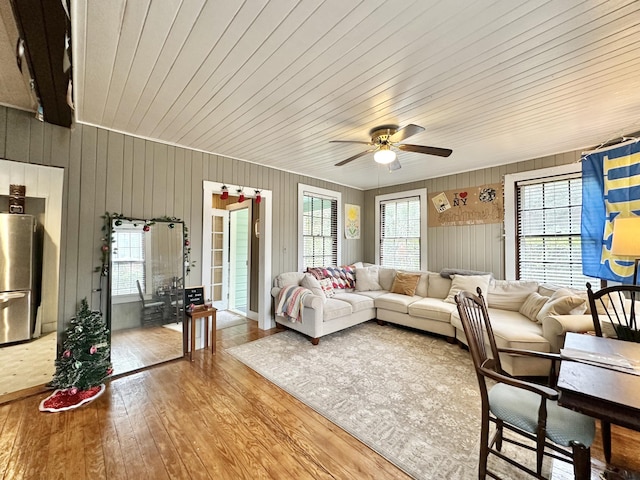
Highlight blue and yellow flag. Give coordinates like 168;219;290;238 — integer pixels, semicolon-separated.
581;141;640;282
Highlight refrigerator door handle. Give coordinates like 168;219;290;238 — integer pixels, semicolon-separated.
0;291;27;303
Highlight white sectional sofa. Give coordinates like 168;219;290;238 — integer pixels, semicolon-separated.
271;266;595;376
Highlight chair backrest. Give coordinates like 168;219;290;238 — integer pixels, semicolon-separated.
586;282;640;342
136;279;146;307
455;288;504;390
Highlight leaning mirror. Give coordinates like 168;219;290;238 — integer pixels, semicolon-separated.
108;217;185;376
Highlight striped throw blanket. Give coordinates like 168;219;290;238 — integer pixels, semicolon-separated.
276;285;312;323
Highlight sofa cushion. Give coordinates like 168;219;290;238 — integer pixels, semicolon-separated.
428;273;452;299
275;272;305;288
300;273;326;301
452;308;550;351
333;292;375;313
323;298;352;321
519;292;549;322
354;290;388;299
488;280;539;311
444;274;492;304
378;268;397;290
355;266;382;291
390;272;422;296
408;297;457;323
375;293;422;314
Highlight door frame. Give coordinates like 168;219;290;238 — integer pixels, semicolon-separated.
202;181;274;330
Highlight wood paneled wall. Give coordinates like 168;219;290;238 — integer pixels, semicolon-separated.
0;106;364;329
362;151;582;278
0;103;584;328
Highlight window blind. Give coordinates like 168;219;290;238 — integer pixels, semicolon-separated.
379;196;421;270
516;175;591;288
302;193;338;269
112;230;146;296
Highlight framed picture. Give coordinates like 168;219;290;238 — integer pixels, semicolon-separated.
345;204;360;239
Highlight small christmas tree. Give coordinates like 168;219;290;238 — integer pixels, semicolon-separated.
40;299;112;412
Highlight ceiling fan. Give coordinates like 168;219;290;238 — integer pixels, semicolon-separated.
331;124;452;171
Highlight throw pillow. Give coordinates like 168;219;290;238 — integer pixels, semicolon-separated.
390;272;422;296
340;265;356;289
377;268;397;291
306;267;327;281
536;295;587;323
428;273;452;299
519;292;550;322
355;267;382;292
415;273;429;297
318;278;335;298
444;274;492;304
487;280;539;311
300;273;326;301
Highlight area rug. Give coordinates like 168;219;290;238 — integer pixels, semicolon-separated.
227;321;557;479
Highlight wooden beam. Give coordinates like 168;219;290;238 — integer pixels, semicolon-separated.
10;0;71;128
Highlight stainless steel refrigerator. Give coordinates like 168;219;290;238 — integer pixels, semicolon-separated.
0;214;37;344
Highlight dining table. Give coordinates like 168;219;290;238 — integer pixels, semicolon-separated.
557;332;640;432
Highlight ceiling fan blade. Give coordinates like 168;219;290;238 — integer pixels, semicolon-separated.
398;143;452;157
330;140;375;145
388;159;402;172
335;149;377;166
389;124;425;143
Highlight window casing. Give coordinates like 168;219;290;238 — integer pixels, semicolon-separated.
506;164;594;289
298;184;341;270
375;188;428;271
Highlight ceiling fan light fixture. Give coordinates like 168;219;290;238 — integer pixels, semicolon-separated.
374;146;396;164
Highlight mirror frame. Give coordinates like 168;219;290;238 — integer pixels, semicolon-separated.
101;213;190;370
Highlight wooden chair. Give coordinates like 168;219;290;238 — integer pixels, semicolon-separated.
455;287;594;479
586;281;640;463
136;279;164;326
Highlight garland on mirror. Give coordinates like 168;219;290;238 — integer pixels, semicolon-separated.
96;212;193;277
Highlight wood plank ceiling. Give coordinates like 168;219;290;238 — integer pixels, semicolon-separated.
72;0;640;189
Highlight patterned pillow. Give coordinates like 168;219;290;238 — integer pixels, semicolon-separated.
306;265;356;289
319;278;335;298
307;267;327;281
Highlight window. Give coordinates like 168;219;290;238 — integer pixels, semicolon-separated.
111;229;147;296
375;189;428;271
505;164;594;289
298;184;341;270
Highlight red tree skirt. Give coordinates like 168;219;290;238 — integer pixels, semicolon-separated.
39;384;106;413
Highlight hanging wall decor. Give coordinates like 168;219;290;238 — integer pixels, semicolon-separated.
345;204;361;239
428;183;503;227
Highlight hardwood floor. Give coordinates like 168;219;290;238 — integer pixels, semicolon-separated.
0;321;638;479
110;325;184;376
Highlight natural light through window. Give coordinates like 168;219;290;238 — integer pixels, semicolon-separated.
298;184;341;271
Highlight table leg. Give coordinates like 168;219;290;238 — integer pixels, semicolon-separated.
204;316;209;350
183;315;188;358
190;314;196;362
211;310;216;354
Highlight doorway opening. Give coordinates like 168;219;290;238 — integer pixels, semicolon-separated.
202;182;273;333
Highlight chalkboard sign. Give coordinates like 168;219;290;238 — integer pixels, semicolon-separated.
184;286;205;306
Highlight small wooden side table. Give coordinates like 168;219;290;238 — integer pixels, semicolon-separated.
185;307;217;361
